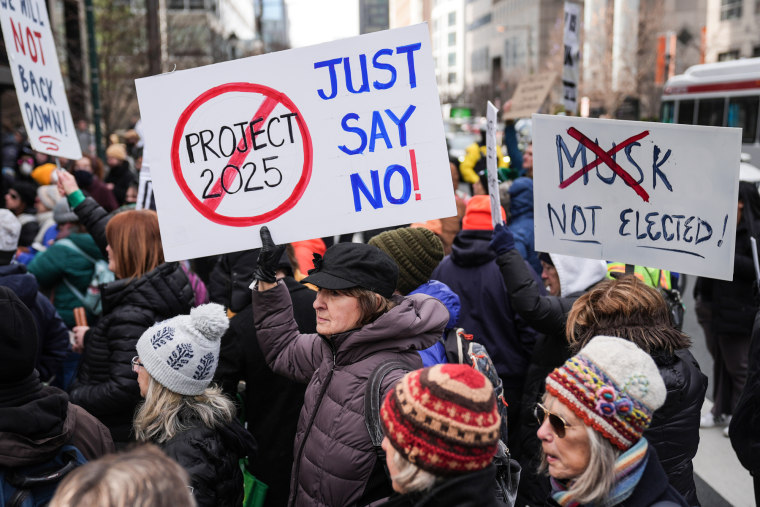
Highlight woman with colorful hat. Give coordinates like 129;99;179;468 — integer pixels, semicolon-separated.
378;363;504;506
252;227;449;507
538;336;688;507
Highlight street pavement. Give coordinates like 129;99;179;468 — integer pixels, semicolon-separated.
681;276;754;507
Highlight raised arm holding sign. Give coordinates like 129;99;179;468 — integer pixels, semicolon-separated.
136;24;454;261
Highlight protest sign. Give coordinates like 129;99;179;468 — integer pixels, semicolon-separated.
135;164;155;211
485;101;502;228
0;1;82;159
562;2;581;115
504;71;556;120
533;114;741;280
135;23;454;261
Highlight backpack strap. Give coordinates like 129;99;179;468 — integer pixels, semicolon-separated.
364;361;411;449
56;239;98;312
56;238;97;266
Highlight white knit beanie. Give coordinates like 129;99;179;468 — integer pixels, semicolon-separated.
546;335;667;450
136;303;229;395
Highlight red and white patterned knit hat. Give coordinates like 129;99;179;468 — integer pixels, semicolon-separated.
546;335;667;450
380;363;500;476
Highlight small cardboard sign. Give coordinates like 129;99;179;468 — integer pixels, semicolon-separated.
135;24;454;261
504;71;556;120
533;114;741;280
0;1;82;159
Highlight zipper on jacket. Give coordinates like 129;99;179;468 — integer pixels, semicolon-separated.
288;338;337;507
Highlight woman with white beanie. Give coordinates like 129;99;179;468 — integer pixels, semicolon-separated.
132;303;256;507
538;335;688;507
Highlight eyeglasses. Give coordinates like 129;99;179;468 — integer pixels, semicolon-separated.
131;356;144;371
534;402;572;438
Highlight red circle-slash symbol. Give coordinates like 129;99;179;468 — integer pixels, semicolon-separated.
170;83;313;227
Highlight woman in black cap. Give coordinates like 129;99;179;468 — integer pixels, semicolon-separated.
251;227;449;507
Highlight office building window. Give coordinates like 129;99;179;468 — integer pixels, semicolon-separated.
448;32;456;46
721;0;742;20
448;11;456;26
448;52;456;65
718;49;740;61
448;72;457;83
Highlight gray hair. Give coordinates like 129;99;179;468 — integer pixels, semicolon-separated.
539;425;620;504
390;450;441;494
133;377;234;444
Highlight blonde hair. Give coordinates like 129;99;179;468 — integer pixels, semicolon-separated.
566;275;690;354
105;210;164;280
49;444;196;507
390;450;440;493
133;377;234;444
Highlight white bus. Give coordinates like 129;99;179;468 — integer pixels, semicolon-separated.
661;57;760;163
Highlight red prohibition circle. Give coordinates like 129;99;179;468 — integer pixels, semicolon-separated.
170;83;313;227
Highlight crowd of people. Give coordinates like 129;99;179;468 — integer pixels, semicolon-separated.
0;110;757;507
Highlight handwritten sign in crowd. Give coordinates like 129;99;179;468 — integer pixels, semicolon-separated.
136;24;453;261
0;0;81;159
533;114;741;280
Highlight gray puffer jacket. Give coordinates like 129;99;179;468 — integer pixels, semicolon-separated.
253;282;448;507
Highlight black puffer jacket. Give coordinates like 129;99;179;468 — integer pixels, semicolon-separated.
644;349;707;506
377;464;503;506
709;181;760;336
69;262;194;442
730;310;760;474
72;195;110;259
161;418;257;507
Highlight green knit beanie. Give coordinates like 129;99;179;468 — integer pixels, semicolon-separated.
368;227;444;295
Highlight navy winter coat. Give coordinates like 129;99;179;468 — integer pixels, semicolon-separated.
0;263;69;381
431;229;539;390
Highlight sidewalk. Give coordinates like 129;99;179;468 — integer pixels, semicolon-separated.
694;399;754;507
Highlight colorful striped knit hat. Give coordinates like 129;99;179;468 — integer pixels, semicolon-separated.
380;363;500;476
546;335;666;450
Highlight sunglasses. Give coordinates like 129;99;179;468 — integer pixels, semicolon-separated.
131;356;144;371
534;402;573;438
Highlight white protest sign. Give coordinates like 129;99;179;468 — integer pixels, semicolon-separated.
135;24;454;261
0;2;82;160
136;165;154;211
486;101;502;228
562;2;581;115
533;114;741;280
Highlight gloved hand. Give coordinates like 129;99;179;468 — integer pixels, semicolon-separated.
253;226;285;283
490;223;515;256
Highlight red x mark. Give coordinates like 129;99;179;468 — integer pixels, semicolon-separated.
558;127;651;202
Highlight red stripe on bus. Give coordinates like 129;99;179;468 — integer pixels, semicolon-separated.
664;79;760;95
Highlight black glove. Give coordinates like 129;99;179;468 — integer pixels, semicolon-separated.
253;226;285;283
490;223;516;256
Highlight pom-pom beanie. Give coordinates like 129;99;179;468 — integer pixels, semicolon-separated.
368;226;444;295
546;335;666;450
381;363;500;476
136;303;229;395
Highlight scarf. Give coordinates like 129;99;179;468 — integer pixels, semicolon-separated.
550;438;649;507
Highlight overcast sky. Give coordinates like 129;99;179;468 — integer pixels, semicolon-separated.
285;0;360;48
